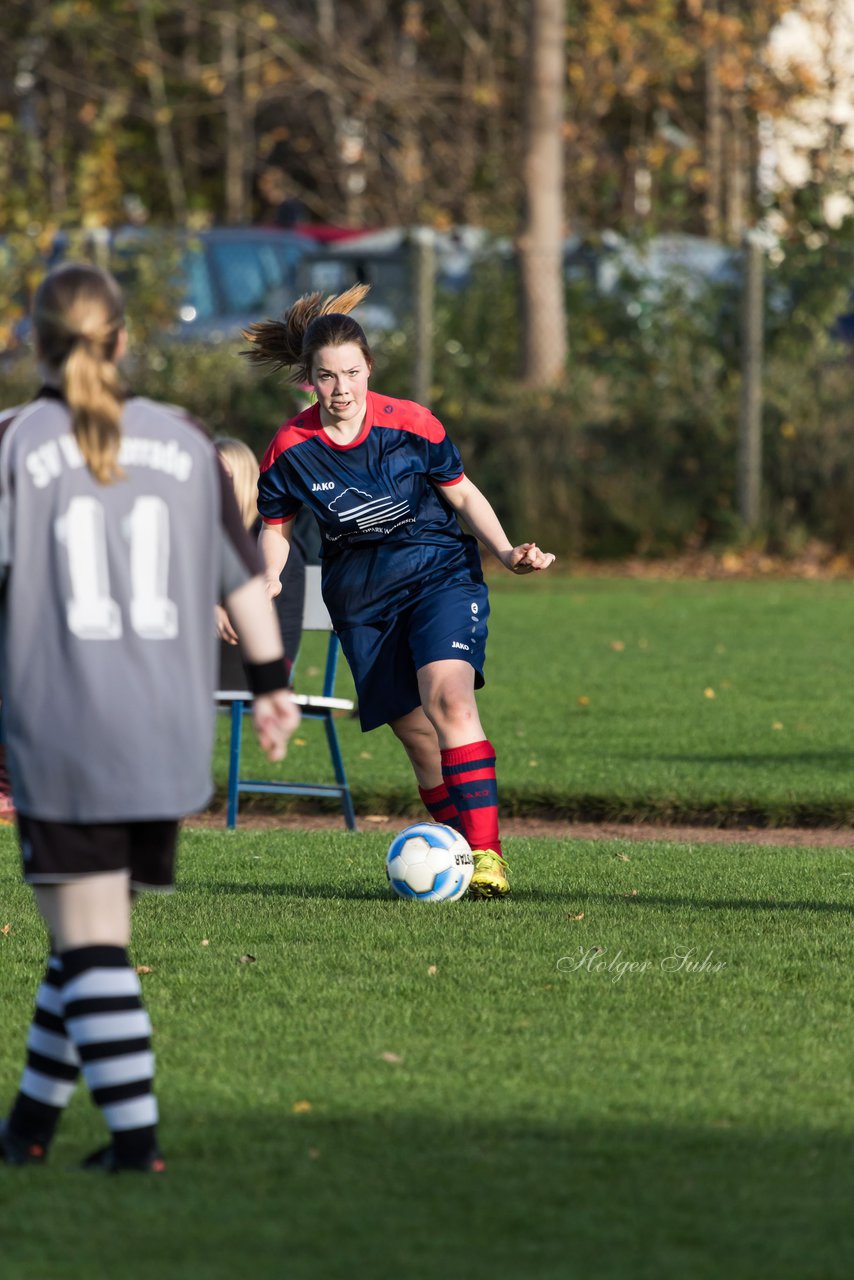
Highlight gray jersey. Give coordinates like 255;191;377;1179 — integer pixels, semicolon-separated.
0;390;260;822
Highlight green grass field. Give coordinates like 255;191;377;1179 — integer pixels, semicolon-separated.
3;576;854;1277
222;575;854;827
1;827;852;1280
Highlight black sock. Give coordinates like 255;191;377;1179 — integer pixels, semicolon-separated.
8;953;80;1147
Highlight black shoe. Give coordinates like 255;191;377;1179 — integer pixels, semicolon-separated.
0;1118;48;1165
81;1143;166;1173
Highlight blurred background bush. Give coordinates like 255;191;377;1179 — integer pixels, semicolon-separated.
4;219;854;561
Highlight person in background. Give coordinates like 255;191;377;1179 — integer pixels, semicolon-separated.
244;284;555;899
0;730;14;821
0;263;299;1173
214;437;306;687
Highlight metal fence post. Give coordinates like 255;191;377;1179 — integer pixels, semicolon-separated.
411;226;435;407
738;229;765;530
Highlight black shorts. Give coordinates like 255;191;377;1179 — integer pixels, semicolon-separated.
17;816;179;892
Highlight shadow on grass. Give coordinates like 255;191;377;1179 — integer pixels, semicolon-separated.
9;1111;853;1280
205;788;854;827
626;750;854;770
517;888;854;915
202;879;396;901
193;880;854;915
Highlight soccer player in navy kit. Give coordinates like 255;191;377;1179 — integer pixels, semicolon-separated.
245;285;555;898
0;264;299;1171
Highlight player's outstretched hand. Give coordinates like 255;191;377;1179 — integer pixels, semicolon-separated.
253;690;301;762
504;543;556;574
215;604;239;645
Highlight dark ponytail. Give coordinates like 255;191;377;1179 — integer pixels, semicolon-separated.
242;283;373;383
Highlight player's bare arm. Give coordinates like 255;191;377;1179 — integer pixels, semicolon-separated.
218;519;292;639
437;475;556;573
215;603;239;645
225;573;300;761
259;519;293;599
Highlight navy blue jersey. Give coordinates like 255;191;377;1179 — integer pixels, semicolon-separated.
258;392;483;626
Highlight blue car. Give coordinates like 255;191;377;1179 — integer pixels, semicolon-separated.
48;225;317;344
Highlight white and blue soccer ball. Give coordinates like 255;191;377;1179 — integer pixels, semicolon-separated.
385;822;474;902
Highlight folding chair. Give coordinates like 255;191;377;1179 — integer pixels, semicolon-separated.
216;566;357;830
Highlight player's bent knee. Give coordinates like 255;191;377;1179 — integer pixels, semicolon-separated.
423;691;478;733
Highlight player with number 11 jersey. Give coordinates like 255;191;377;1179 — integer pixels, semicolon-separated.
0;263;297;1176
0;386;257;822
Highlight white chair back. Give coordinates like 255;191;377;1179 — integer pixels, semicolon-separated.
301;565;332;631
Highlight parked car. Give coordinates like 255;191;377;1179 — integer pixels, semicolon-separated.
299;225;513;333
299;231;404;334
565;230;740;300
48;225;318;344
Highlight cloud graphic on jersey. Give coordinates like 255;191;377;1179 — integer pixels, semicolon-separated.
328;488;371;513
327;486;411;529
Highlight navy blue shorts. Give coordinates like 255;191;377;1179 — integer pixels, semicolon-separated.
337;576;489;731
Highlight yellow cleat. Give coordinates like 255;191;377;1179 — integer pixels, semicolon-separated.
469;849;510;898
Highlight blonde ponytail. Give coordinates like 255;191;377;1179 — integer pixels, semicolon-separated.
242;283;372;384
214;437;260;530
33;264;126;485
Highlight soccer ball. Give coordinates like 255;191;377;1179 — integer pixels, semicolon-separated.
385;822;474;902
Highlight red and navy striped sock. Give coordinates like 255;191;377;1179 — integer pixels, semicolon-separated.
418;782;464;833
441;739;502;857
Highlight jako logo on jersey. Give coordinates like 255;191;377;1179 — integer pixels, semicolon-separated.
312;482;335;492
451;640;470;651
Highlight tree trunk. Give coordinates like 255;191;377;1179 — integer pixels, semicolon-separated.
725;97;747;242
179;2;202;200
46;83;68;215
243;24;261;222
136;0;188;224
221;12;245;225
395;0;423;223
518;0;567;386
704;1;724;238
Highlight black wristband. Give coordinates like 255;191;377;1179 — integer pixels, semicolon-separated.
244;657;292;696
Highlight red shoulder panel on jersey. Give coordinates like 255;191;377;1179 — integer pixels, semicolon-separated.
260;403;323;472
369;392;446;443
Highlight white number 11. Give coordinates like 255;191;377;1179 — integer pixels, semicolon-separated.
56;495;178;640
